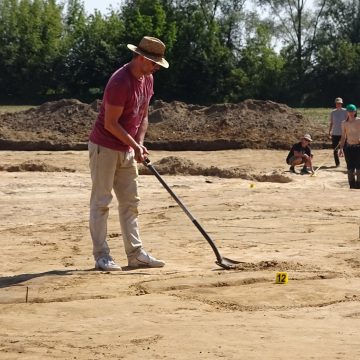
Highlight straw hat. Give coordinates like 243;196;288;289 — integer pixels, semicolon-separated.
127;36;169;68
303;134;312;142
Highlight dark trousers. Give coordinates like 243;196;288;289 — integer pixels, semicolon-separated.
344;144;360;188
331;135;341;166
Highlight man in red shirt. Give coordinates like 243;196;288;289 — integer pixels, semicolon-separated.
89;36;169;271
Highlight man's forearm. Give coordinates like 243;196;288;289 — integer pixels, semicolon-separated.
339;132;346;150
106;121;140;150
135;116;149;145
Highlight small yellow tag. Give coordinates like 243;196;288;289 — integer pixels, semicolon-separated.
275;272;288;284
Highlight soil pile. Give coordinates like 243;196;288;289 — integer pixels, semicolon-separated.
139;156;292;183
0;99;99;150
0;98;327;151
147;99;327;150
0;160;75;172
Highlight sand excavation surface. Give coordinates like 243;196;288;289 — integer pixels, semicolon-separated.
1;149;360;359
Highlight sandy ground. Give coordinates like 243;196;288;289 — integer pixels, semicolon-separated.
1;149;360;360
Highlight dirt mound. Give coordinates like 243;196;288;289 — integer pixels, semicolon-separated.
232;260;309;271
0;98;327;151
0;160;75;172
139;156;292;183
0;99;98;150
146;99;327;150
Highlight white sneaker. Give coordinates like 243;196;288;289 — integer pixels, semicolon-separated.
95;255;122;271
128;249;165;268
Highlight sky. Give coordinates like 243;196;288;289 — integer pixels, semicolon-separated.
82;0;123;14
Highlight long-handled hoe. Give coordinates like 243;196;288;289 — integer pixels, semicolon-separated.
143;158;241;270
311;143;341;177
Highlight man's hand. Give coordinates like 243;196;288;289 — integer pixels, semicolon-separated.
134;144;149;163
339;148;344;157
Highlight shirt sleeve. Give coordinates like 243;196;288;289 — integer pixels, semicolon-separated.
105;77;130;107
293;143;301;152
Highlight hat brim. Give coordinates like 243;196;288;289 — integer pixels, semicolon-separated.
303;137;312;142
127;44;169;68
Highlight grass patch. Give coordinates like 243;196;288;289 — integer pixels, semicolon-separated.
0;105;36;114
294;108;330;126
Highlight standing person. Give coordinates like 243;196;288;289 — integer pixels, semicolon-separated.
329;97;347;167
286;134;314;175
88;36;169;271
339;104;360;189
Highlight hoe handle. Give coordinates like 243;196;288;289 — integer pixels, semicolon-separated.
143;158;223;263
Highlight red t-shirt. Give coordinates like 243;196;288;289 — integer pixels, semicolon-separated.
89;63;154;151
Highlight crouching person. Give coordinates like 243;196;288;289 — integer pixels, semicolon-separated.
286;134;314;175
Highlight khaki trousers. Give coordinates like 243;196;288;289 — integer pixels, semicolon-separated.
88;141;142;260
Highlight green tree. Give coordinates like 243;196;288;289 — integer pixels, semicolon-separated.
306;1;360;105
0;0;63;101
120;0;177;100
159;0;239;103
226;23;284;102
217;0;247;51
310;40;360;106
0;0;21;98
61;7;125;99
317;0;360;44
255;0;328;104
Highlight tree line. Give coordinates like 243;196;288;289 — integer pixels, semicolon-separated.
1;0;360;107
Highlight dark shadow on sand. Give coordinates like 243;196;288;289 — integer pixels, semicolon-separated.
0;268;153;288
0;269;91;288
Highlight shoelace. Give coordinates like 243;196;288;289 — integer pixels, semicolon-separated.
102;255;115;264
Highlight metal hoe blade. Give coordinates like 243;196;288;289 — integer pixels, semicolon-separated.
143;158;241;270
216;257;243;270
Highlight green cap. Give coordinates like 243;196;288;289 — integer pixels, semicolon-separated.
346;104;357;112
